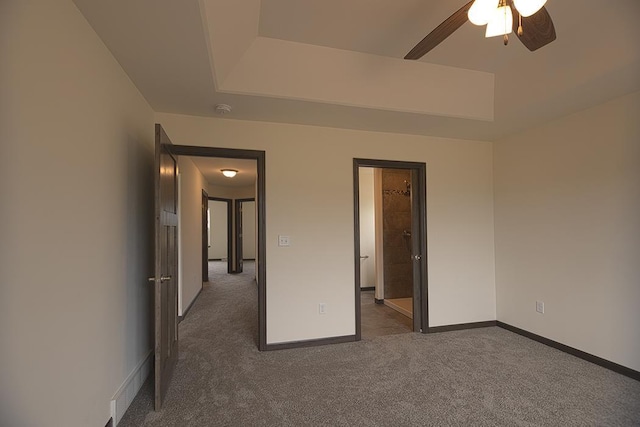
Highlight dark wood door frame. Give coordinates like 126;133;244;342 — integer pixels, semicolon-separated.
353;158;428;340
202;190;209;282
234;198;255;273
208;197;233;274
168;144;267;351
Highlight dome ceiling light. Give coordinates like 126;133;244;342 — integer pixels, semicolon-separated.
221;169;238;178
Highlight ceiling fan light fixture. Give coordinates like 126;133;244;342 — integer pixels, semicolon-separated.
221;169;238;178
485;5;513;38
513;0;547;17
405;0;556;60
468;0;500;26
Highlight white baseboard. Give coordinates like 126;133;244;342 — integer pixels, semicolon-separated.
110;350;153;425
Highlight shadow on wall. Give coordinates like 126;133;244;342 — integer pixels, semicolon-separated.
125;130;155;363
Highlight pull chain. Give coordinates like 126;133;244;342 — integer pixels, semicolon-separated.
517;13;523;36
503;2;509;45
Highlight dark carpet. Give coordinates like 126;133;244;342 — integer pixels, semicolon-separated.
119;261;640;426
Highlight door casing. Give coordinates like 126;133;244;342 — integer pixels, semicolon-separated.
169;144;267;350
202;190;209;282
353;158;428;340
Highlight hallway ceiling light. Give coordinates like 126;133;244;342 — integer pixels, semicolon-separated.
221;169;238;178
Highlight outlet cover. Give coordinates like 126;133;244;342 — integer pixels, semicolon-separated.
319;303;326;314
536;301;545;314
278;235;290;247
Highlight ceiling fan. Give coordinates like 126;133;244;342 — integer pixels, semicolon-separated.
405;0;556;60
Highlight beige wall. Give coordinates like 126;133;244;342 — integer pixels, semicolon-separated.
242;200;257;259
494;91;640;371
156;113;497;343
178;157;208;313
0;1;155;425
358;168;376;288
208;200;229;259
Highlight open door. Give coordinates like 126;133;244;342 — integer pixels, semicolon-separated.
149;124;179;410
410;168;428;333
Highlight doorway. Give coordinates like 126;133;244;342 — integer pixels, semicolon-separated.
170;144;267;351
207;197;232;274
353;159;428;340
234;198;256;274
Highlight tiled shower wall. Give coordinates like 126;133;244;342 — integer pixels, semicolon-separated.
382;169;413;299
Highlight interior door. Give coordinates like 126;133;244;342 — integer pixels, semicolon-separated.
151;124;179;410
410;168;427;333
234;200;243;273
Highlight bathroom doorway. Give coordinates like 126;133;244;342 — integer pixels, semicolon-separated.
353;159;428;340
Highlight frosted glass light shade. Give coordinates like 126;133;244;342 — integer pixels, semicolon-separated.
468;0;500;25
513;0;547;17
221;169;238;178
485;5;513;37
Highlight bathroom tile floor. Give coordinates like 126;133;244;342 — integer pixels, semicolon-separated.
384;297;413;318
360;290;413;338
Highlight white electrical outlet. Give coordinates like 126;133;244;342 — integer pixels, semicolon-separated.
319;303;326;314
278;235;290;247
536;301;545;314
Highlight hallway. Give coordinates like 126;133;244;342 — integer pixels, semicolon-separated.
120;261;259;425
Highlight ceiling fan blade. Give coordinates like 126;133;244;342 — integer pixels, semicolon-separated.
511;4;556;51
405;1;474;60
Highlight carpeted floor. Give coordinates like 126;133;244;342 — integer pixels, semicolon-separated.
119;261;640;426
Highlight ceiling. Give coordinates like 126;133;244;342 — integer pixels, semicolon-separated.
189;157;257;188
73;0;640;141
